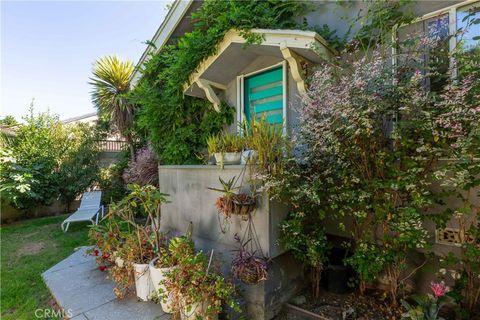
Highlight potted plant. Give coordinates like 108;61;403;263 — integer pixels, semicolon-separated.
89;208;135;299
150;236;195;313
109;184;167;301
232;193;256;221
238;118;257;164
123;229;156;301
231;235;268;285
161;240;239;319
209;177;237;217
248;116;285;175
209;177;256;221
206;133;244;166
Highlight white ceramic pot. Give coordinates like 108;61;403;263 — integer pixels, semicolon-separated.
149;258;174;313
133;263;154;301
181;301;217;320
241;149;258;164
214;152;241;165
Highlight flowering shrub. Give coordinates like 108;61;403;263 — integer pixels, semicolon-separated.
291;31;480;306
122;147;158;186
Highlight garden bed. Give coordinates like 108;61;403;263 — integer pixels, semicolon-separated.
283;290;402;320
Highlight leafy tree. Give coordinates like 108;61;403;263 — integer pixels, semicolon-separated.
89;55;135;159
0;115;18;126
0;108;99;211
57;123;100;209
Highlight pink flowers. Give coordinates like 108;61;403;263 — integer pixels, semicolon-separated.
98;265;107;272
92;249;99;256
431;281;449;298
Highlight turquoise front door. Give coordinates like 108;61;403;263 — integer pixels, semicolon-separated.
244;66;284;124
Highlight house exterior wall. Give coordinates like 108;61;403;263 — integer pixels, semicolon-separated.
218;0;475;135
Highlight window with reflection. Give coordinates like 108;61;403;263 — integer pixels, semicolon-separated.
456;5;480;81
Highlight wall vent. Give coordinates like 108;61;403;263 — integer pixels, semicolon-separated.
435;228;476;246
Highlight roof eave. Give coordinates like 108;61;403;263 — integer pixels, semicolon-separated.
130;0;195;85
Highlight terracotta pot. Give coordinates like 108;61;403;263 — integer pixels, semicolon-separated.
149;258;174;313
133;263;154;301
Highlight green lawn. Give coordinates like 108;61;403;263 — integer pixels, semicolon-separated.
0;215;90;320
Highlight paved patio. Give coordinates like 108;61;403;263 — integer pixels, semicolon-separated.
42;246;169;320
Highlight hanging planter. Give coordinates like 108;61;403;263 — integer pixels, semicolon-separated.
231;234;268;285
232;193;256;221
209;177;256;220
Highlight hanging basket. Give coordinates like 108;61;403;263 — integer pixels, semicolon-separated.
232;193;256;220
215;195;235;217
232;259;268;285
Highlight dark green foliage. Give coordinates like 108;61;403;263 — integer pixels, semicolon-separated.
57;127;100;206
130;0;310;164
97;150;130;205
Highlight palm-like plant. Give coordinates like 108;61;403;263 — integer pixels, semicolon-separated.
89;55;135;159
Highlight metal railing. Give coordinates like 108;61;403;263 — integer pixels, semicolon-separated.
97;140;127;152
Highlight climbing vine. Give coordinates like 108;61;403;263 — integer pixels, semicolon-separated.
130;0;310;164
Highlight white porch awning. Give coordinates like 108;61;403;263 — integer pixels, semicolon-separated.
183;29;335;111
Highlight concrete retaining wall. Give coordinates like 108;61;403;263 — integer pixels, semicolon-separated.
158;165;304;319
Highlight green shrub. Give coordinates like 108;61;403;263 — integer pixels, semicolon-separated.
0;109;99;211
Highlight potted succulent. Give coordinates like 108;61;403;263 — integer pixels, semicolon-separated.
231;234;268;285
161;240;239;319
209;177;237;217
206;132;245;166
209;177;256;221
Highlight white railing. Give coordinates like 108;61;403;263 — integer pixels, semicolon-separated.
97;140;127;152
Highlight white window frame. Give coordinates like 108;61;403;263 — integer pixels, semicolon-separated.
236;61;288;133
393;0;480;78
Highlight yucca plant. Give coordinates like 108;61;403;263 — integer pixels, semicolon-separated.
89;55;135;159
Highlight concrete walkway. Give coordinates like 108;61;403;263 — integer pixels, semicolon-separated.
42;246;169;320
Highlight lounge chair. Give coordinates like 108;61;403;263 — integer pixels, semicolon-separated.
61;191;104;232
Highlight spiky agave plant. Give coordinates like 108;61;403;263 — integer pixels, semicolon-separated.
89;55;135;159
